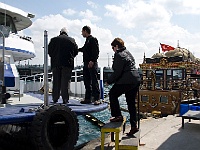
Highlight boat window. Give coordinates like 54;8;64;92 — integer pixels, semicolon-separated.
0;13;17;33
146;70;151;78
4;56;10;64
155;70;164;89
141;95;149;102
160;95;168;103
0;56;10;64
167;70;172;76
172;69;183;79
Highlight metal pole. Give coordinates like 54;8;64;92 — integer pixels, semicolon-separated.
44;30;49;106
137;86;140;129
107;53;109;67
0;30;5;86
75;70;77;96
0;30;6;104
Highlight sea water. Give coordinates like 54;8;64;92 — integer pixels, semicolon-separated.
26;92;130;147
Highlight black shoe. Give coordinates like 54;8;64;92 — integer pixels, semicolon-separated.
53;100;58;103
126;127;139;136
110;116;123;122
80;100;91;104
63;99;68;104
93;100;101;105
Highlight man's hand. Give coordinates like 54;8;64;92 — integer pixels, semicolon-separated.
88;61;94;68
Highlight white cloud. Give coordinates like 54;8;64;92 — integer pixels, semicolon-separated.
156;0;200;15
178;0;200;15
63;8;77;16
87;1;98;9
105;0;171;29
79;9;101;22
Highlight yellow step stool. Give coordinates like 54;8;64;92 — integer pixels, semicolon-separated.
101;117;126;150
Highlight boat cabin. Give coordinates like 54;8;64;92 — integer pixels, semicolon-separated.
139;46;200;115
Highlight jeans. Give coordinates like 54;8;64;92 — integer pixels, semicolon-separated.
109;84;139;128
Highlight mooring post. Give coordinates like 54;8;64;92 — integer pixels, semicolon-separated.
100;67;104;100
44;30;49;106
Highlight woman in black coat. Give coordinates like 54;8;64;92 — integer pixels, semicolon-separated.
106;38;141;136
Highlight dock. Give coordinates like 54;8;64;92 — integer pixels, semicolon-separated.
81;115;200;150
1;95;200;150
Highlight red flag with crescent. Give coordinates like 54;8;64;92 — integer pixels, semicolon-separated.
160;43;175;52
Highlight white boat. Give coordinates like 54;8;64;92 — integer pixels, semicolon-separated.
0;2;35;93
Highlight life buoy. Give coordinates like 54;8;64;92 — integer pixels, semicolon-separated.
31;105;79;150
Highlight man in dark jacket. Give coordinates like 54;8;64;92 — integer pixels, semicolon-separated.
79;25;100;105
106;38;141;136
48;27;78;104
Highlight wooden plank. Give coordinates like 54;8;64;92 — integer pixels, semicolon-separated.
101;117;126;132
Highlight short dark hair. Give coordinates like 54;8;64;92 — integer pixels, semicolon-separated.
111;38;124;48
82;25;91;34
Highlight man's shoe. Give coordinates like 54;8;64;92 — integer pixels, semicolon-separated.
126;127;139;136
80;99;91;104
63;99;68;104
53;100;58;103
93;100;101;105
110;116;123;122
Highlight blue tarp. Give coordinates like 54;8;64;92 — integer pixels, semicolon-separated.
0;99;108;125
4;64;15;87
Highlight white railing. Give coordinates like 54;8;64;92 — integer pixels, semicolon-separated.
20;67;104;99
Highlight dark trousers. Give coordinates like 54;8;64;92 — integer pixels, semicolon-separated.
109;84;139;128
83;62;100;101
52;67;72;101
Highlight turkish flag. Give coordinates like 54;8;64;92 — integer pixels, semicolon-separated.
160;43;175;52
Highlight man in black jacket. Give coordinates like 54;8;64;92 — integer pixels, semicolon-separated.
79;26;100;105
48;27;78;104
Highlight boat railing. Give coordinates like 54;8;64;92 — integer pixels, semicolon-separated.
9;33;34;43
20;67;104;98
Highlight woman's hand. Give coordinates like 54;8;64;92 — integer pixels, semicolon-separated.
88;61;94;68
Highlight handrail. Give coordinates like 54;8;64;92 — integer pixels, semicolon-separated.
20;67;104;99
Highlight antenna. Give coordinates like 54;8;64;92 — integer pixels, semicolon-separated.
107;53;110;67
177;40;180;48
143;52;146;63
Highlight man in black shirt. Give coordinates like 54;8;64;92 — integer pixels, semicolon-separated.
48;27;78;104
79;26;100;105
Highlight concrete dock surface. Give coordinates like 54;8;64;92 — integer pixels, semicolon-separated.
81;115;200;150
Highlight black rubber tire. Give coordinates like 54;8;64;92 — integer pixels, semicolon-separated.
30;105;79;150
0;124;34;150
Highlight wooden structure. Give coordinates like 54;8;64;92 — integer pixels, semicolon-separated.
101;117;126;150
139;46;200;115
101;117;140;150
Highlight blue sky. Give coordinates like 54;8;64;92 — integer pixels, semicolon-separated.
1;0;200;67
